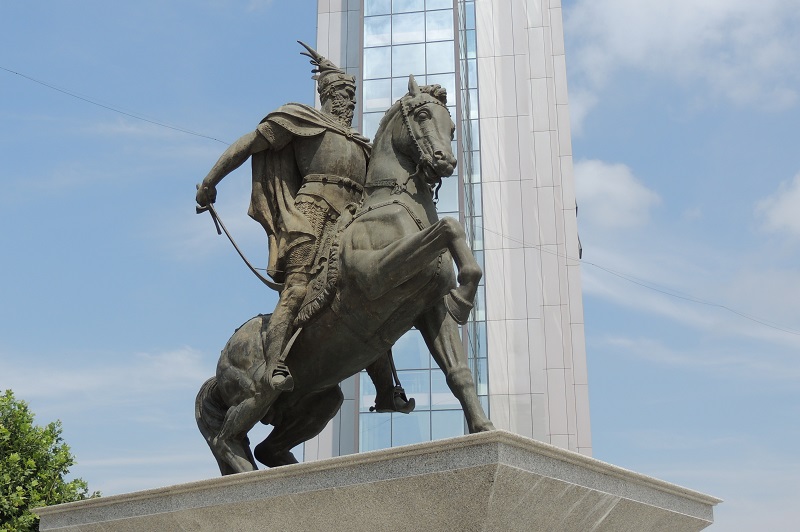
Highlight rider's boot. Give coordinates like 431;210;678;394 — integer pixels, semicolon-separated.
263;275;308;392
365;353;416;414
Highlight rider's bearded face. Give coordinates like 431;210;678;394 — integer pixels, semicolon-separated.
326;85;356;127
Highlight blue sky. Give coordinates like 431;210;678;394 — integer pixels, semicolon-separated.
1;1;798;529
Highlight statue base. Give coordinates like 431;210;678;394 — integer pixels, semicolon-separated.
38;431;720;531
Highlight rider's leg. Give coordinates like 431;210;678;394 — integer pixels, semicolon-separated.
366;350;415;413
263;271;309;391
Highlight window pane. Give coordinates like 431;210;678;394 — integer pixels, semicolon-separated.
468;182;482;216
360;412;392;451
468;88;479;116
465;2;476;30
392;12;425;44
391;411;430;447
362;112;383;141
426;9;454;41
364;15;392;47
431;370;460;409
392;329;431;370
364;46;392;79
466;58;477;87
359;371;377;412
469;120;480;150
466;319;487;359
365;0;391;16
426;40;455;74
363;78;392;112
392;43;426;77
436;174;459;214
472;284;485;321
475;357;488;395
428;0;453;10
465;29;476;59
397;369;431;409
469;215;483;250
432;410;465;440
392;0;424;13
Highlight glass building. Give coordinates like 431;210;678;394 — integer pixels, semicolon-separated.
304;0;591;460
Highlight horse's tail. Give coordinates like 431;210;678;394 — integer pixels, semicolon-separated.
195;376;230;472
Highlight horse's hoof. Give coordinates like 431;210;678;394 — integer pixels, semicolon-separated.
444;289;473;325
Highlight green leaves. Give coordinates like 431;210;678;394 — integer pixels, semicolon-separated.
0;390;99;532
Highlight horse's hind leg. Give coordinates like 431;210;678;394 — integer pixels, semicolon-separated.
254;386;344;468
212;388;280;473
416;302;494;433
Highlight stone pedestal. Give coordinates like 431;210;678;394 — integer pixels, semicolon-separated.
38;431;720;531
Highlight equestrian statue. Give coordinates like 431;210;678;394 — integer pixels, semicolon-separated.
195;42;494;475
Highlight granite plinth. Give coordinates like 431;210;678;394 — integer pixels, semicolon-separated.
37;431;720;531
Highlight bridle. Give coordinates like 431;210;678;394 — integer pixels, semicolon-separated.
368;94;452;199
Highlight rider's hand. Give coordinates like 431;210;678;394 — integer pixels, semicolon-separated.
196;182;217;207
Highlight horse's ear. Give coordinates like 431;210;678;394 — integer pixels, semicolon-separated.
408;74;420;97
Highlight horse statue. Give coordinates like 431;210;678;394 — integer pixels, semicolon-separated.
195;75;494;475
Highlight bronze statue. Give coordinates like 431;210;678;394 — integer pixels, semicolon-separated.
195;44;493;475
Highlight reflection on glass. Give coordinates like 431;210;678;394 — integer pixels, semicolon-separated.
359;371;377;413
392;12;425;44
362;112;384;140
397;370;431;409
436;175;459;213
469;183;482;215
479;395;489;416
472;285;485;321
426;40;455;74
466;59;478;87
365;15;392;47
426;9;454;41
469;215;483;250
364;47;392;79
365;0;392;16
431;370;460;408
465;29;476;59
360;412;392;451
432;410;466;440
392;330;431;370
469;120;480;150
468;152;481;182
475;357;488;395
468;88;479;116
392;0;424;13
391;411;430;446
465;1;476;30
363;79;392;112
428;0;454;11
392;43;425;77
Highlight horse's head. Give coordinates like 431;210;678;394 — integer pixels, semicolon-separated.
398;75;457;185
370;75;457;194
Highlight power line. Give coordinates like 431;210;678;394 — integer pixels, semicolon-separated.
477;224;800;337
0;65;230;145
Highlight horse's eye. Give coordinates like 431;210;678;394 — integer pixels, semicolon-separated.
416;109;431;120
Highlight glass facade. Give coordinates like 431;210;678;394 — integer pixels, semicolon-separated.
314;0;592;458
358;0;487;450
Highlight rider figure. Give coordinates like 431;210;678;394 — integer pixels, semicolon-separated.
196;43;413;412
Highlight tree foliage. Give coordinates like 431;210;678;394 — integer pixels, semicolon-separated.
0;390;98;531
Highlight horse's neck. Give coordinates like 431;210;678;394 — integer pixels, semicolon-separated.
364;139;438;224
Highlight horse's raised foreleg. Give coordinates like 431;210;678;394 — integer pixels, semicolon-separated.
355;216;481;307
415;302;494;433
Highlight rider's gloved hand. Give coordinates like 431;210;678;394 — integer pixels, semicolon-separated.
196;182;217;207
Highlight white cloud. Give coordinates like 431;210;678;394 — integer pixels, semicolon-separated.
565;0;800;128
756;172;800;237
574;159;660;229
0;346;213;402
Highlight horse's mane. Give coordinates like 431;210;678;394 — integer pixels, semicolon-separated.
372;84;448;142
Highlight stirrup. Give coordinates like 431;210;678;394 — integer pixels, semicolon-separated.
444;289;473;325
270;363;295;391
370;386;416;414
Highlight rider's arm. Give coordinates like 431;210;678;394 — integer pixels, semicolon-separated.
196;130;271;206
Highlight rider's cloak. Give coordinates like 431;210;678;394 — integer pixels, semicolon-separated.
248;103;371;284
